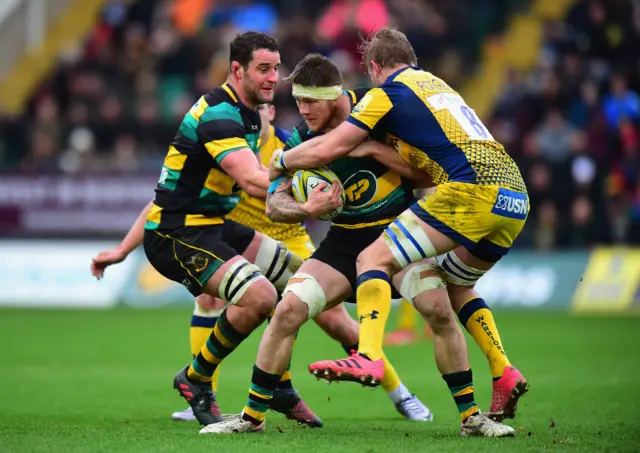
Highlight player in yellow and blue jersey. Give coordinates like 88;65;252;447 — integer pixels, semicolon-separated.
269;29;528;437
198;54;436;435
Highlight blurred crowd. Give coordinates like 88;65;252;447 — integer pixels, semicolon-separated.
490;0;640;247
0;0;638;247
0;0;517;173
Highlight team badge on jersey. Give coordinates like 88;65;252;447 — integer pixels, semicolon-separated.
352;94;373;114
343;170;378;208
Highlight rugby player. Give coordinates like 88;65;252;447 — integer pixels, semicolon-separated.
122;31;343;427
166;102;429;423
90;44;426;426
90;101;330;426
197;54;508;436
169;102;344;425
270;28;529;433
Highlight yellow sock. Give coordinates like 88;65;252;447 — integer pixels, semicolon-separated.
457;298;511;379
190;313;219;390
356;271;392;361
190;326;214;357
380;351;401;393
397;299;416;330
211;368;220;392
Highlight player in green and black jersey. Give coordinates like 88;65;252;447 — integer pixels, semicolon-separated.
200;54;434;435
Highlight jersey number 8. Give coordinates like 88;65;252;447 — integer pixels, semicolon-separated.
427;93;495;141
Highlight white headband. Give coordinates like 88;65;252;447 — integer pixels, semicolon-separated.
291;84;342;100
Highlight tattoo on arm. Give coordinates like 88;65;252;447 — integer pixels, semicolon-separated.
265;175;309;223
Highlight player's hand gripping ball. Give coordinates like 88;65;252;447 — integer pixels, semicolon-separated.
292;167;345;221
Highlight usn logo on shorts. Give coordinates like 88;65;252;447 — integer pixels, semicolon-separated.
491;188;529;220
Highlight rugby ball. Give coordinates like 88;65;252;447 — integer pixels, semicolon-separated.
292;167;345;221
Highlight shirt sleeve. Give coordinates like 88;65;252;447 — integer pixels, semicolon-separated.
283;125;304;151
197;106;250;164
347;86;395;132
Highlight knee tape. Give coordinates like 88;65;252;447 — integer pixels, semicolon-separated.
437;251;487;286
255;236;303;291
194;298;225;318
383;210;437;267
397;262;446;302
218;259;266;305
282;273;326;319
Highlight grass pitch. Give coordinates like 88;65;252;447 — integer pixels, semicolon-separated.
0;308;638;452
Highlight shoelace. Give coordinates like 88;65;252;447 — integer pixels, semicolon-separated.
401;395;427;415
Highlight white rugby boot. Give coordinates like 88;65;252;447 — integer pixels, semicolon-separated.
171;406;196;421
461;413;515;437
395;394;434;421
199;414;264;434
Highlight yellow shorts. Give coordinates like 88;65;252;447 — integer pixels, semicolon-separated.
283;234;315;260
411;182;528;262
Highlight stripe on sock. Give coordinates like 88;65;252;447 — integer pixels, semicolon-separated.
356;270;390;288
212;323;237;349
216;309;249;345
242;365;281;424
242;405;265;424
190;315;218;328
200;337;225;362
443;369;479;420
457;298;490;326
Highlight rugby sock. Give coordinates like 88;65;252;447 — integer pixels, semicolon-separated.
442;369;480;422
187;309;248;382
189;313;220;391
397;299;416;330
457;297;511;380
387;382;412;404
380;351;403;395
356;271;392;361
242;365;281;425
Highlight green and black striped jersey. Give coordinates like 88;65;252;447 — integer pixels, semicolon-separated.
284;88;415;229
145;83;261;231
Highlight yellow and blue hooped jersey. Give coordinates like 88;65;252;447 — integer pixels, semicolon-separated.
285;89;415;229
347;66;527;193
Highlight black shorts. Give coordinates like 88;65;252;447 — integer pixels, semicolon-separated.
143;219;255;296
311;225;401;299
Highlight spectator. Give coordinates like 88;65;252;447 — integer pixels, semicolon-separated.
602;73;640;130
567;195;597;247
5;0;639;248
532;109;581;165
492;0;640;246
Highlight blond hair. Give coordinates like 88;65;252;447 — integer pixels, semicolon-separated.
360;27;417;70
